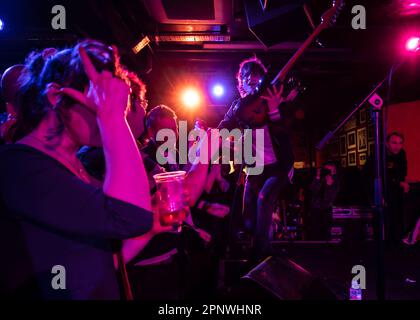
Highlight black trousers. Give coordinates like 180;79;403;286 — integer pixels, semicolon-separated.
242;164;291;259
127;228;217;301
385;184;405;243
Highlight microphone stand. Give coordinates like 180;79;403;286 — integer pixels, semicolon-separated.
316;61;403;300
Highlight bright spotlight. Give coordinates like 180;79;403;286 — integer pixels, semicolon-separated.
0;19;4;31
212;84;224;97
406;36;420;52
182;88;200;109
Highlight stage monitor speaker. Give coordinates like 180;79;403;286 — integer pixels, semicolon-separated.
237;256;343;300
244;0;311;47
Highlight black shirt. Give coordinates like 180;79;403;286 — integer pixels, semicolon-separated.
78;144;180;265
386;149;408;186
217;98;295;173
310;176;341;209
0;144;153;299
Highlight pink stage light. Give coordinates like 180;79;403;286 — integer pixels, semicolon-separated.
405;36;420;52
408;1;420;7
400;0;420;15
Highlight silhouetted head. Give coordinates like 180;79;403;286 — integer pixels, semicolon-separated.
1;64;25;115
145;104;178;146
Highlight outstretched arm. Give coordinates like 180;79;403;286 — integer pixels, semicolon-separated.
62;46;151;212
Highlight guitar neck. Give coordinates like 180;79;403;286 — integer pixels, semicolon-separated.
271;25;325;86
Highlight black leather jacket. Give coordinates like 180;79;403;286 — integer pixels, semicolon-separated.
217;98;294;174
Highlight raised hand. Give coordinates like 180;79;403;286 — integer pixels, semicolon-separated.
60;46;130;122
60;45;152;212
260;84;285;112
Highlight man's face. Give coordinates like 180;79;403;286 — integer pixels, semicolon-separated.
242;70;263;96
387;135;404;154
324;164;336;175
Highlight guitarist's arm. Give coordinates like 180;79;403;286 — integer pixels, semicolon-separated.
217;99;241;130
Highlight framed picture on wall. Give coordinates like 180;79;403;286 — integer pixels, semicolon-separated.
340;135;347;156
330;138;339;157
360;109;366;124
359;152;367;166
357;127;367;152
344;115;357;131
347;131;356;149
348;150;357;166
368;141;375;156
341;157;347;168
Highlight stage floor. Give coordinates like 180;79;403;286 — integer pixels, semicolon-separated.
223;241;420;300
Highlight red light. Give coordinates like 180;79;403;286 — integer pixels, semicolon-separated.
406;37;420;52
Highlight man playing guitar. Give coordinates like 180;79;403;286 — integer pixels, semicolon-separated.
218;57;297;262
218;0;344;262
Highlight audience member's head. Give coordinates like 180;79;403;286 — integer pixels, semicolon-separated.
145;104;178;145
1;65;25;142
12;40;117;147
386;131;404;155
236;56;267;98
1;64;25;116
322;160;337;176
123;70;147;139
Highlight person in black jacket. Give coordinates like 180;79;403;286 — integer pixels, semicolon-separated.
0;41;155;299
218;57;298;261
306;161;341;240
364;131;409;243
385;132;409;243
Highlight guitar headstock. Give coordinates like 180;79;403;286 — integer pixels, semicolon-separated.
320;0;345;30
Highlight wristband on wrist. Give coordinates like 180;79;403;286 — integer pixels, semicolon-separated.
268;109;281;121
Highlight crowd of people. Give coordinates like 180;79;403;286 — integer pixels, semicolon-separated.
0;39;418;300
0;39;260;300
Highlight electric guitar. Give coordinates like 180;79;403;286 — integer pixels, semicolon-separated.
234;0;345;127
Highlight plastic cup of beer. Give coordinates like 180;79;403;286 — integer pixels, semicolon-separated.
153;171;188;227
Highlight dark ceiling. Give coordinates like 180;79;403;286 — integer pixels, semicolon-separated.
1;0;420;140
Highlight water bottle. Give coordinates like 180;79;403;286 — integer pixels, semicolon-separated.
349;280;362;300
